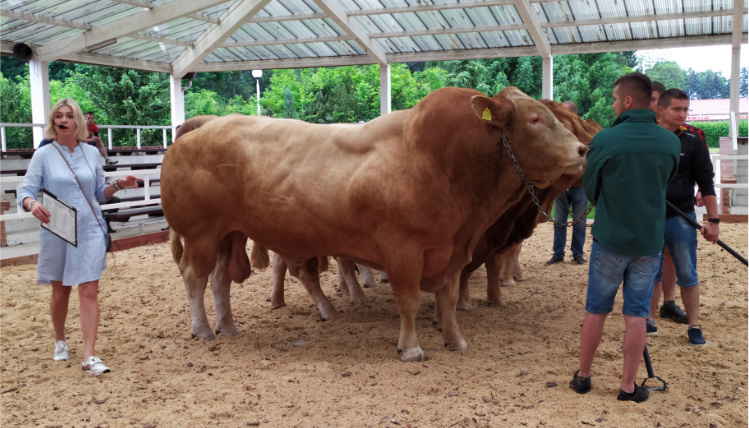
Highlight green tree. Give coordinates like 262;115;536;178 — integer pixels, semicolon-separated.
67;65;171;146
741;67;748;98
282;87;298;119
0;72;32;148
645;61;686;92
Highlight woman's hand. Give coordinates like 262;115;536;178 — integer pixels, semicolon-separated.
117;175;142;189
29;201;51;224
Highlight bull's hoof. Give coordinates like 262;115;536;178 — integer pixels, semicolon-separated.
486;299;505;307
269;301;286;310
216;324;239;337
456;300;472;312
501;278;516;287
318;308;339;321
191;330;215;341
444;338;467;352
398;346;426;362
350;295;368;305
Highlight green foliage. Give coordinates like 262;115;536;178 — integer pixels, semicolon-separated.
645;61;686;92
692;120;749;148
553;53;630;128
67;65;171;147
0;72;32;148
684;69;730;99
741;68;748;97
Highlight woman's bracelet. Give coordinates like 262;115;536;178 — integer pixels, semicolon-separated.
112;179;122;191
26;200;37;211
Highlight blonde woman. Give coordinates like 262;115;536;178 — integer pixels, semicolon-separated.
17;98;140;375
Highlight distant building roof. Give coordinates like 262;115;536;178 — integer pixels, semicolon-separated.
687;99;749;122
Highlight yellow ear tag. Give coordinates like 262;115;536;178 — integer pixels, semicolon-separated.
482;107;492;121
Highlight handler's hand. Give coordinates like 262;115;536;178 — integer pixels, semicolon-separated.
695;191;704;207
701;222;719;244
30;202;51;224
118;175;142;189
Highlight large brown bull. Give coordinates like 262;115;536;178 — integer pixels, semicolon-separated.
457;100;602;309
161;87;586;362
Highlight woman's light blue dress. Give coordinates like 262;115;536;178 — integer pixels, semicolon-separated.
17;141;108;286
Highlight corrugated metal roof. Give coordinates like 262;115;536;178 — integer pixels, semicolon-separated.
0;0;745;74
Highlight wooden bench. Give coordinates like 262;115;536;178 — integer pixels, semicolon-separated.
102;205;163;223
108;147;168;156
103;162;162;172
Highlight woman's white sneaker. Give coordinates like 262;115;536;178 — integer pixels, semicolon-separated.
81;357;111;376
53;341;69;361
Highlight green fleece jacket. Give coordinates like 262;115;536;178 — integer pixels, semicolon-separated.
582;109;681;256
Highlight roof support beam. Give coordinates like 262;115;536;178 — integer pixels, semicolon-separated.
171;0;271;78
728;2;743;141
511;0;551;58
312;0;388;66
0;9;92;30
36;0;228;62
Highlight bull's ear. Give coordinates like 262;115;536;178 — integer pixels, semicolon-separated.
471;95;511;128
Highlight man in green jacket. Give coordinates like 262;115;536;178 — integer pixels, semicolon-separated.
570;72;681;403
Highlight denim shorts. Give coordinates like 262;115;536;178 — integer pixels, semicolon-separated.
585;240;661;318
653;212;699;287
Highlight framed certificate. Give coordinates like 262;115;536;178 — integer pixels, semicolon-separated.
41;189;77;247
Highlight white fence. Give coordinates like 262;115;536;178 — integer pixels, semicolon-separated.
0;123;173;151
0;168;161;222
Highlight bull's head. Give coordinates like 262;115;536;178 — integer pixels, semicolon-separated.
470;87;587;189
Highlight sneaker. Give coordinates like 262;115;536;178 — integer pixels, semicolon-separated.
546;257;563;266
569;369;591;394
659;301;688;324
646;319;658;336
688;325;707;346
105;159;118;165
81;356;111;376
617;384;649;403
53;340;69;361
573;255;586;265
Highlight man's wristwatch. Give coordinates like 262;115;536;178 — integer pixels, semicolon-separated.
707;218;720;224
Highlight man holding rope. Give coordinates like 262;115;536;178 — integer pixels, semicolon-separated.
646;88;720;346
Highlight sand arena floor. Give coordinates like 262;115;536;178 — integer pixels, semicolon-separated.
1;222;747;427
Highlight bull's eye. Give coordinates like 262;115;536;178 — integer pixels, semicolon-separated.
530;116;542;124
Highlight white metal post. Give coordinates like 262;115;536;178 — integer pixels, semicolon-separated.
252;70;263;116
29;59;50;148
380;64;391;116
170;75;185;142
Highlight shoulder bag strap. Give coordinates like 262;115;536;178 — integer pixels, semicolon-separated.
51;143;108;238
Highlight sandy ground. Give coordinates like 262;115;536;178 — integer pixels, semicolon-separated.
1;222;747;427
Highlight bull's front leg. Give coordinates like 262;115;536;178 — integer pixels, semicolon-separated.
389;270;425;362
181;263;215;341
435;274;468;352
297;259;339;321
268;253;287;309
511;242;525;282
210;238;238;336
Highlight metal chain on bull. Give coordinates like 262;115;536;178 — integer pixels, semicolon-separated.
499;129;592;228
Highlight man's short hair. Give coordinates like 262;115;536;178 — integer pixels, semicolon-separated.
85;111;95;116
652;81;666;95
658;88;689;109
561;101;578;115
613;72;652;108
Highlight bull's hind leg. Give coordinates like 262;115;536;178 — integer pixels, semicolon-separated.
357;264;379;288
456;269;473;312
485;252;503;306
296;258;339;321
180;242;217;341
511;242;525;282
435;274;468;352
268;253;287;309
387;266;425;362
210;235;238;336
336;258;368;304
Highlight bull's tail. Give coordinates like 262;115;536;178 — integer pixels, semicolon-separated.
250;243;270;270
170;229;184;265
